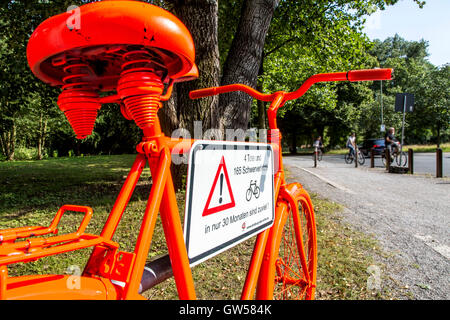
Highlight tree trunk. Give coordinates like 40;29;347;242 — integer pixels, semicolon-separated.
164;0;221;191
212;0;280;131
0;131;7;158
37;111;48;160
167;0;220;135
256;59;266;130
8;121;16;161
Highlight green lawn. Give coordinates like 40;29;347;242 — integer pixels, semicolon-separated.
0;155;395;299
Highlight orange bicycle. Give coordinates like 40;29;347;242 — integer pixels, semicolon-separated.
0;1;392;300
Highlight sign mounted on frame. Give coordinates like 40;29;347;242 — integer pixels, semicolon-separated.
183;140;275;267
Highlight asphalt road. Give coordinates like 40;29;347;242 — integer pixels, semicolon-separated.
310;152;449;177
284;154;450;300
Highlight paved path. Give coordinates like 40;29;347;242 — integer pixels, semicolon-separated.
307;152;449;177
284;155;450;300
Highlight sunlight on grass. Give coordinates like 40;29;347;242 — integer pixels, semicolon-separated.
1;154;395;300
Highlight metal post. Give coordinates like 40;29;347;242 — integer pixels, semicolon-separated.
370;147;375;168
314;147;317;168
437;148;443;178
408;149;414;174
400;95;406;165
380;80;384;127
385;148;391;171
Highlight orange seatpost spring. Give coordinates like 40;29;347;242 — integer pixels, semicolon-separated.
56;58;101;140
117;50;164;133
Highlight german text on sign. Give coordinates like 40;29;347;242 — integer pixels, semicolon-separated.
184;141;275;266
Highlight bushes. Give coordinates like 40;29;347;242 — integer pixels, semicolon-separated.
13;146;40;161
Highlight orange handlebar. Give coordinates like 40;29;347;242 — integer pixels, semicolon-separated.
347;68;392;82
190;84;276;102
189;68;393;102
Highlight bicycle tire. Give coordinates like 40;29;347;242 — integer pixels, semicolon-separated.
358;152;365;165
254;186;261;199
344;153;353;164
395;151;408;167
246;189;252;201
312;150;323;162
257;184;317;300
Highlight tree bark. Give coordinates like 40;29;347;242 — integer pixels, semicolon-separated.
8;121;15;161
212;0;280;131
37;111;48;160
166;0;220;135
163;0;221;190
256;58;266;130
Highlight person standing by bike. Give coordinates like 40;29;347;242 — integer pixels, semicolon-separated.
346;132;356;158
385;127;400;157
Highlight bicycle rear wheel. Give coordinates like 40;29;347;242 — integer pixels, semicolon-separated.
344;153;353;164
257;184;317;300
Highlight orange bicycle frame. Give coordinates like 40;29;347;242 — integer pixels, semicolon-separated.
0;61;392;299
0;1;393;299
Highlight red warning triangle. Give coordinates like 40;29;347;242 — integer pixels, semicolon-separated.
202;156;236;217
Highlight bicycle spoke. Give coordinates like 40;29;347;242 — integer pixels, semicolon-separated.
273;202;313;300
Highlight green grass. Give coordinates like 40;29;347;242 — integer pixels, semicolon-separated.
403;142;450;153
0;155;394;299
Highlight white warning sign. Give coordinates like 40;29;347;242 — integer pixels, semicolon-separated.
184;140;275;266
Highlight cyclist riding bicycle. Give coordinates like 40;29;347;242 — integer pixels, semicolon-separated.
385;127;400;156
313;136;323;151
346;132;356;157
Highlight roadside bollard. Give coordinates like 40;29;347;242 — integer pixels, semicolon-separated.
436;148;443;178
314;147;317;168
385;148;390;171
370;147;375;168
355;145;358;168
408;149;414;174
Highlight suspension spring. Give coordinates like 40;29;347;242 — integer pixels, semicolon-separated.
56;58;101;139
117;50;164;132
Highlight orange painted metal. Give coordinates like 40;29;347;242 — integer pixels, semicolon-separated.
4;274;119;300
189;67;392;300
149;151;197;300
124;148;170;298
255;198;290;299
0;0;394;300
27;1;197;88
240;228;270;300
27;0;198;140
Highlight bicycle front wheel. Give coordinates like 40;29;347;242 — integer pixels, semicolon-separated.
395;151;408;167
257;184;317;300
358;152;365;165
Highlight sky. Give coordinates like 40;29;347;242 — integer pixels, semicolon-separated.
363;0;450;67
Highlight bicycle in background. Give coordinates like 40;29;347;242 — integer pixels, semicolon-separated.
345;148;365;165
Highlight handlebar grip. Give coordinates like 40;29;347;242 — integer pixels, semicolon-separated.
189;87;217;99
347;68;392;82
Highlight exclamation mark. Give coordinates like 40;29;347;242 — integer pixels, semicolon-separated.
219;173;224;204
